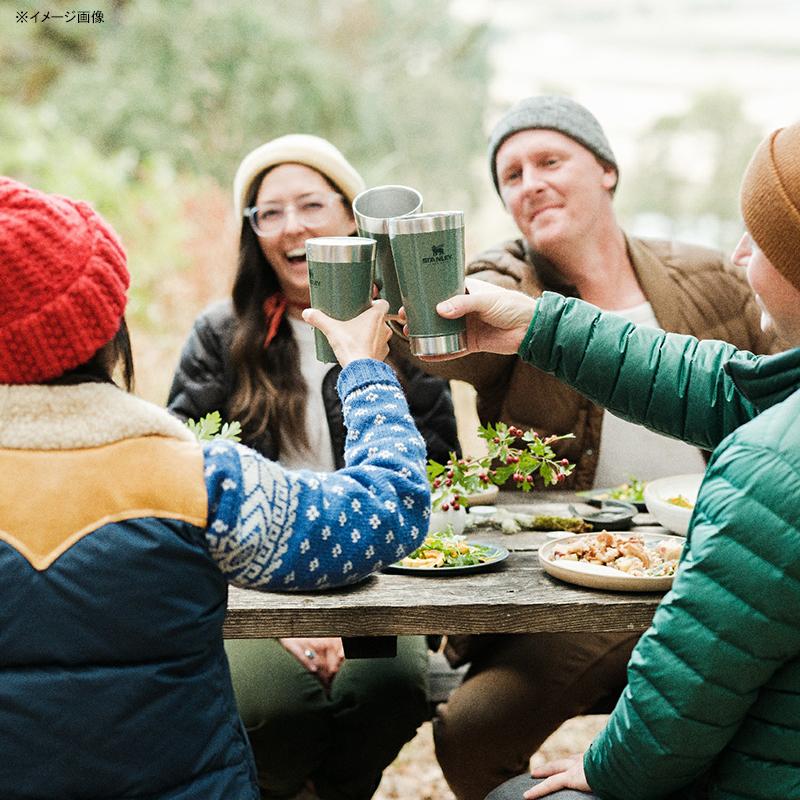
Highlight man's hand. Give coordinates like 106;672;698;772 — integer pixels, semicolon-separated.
523;753;591;798
303;299;391;367
401;278;538;361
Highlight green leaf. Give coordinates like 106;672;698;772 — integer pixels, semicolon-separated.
185;411;241;442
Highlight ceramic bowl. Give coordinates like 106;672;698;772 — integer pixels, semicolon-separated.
643;473;704;535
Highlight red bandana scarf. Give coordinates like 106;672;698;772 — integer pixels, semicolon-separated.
263;293;310;348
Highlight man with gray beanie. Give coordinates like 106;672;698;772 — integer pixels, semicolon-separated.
414;95;780;800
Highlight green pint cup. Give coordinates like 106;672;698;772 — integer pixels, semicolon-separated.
352;185;423;319
387;211;467;357
306;236;376;363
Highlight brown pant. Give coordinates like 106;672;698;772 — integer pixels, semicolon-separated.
433;631;638;800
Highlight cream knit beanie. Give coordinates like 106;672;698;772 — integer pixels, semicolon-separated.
233;134;365;219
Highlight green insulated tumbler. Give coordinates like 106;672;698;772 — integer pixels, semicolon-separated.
387;211;467;357
305;236;376;363
352;185;423;319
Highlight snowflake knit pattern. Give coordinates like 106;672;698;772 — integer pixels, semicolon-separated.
203;359;431;590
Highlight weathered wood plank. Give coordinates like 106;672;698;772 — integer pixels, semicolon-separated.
224;553;663;638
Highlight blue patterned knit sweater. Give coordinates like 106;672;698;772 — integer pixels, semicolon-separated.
203;358;431;590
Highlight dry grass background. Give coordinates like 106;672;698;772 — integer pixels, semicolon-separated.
375;716;608;799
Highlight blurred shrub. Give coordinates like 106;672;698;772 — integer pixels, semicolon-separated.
0;101;236;401
0;101;192;323
618;88;761;252
43;0;491;211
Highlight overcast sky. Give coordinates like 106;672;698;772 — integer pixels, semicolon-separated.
455;0;800;163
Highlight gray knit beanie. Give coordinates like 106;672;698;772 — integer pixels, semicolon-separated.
488;95;618;194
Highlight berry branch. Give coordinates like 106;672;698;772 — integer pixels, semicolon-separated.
428;422;575;511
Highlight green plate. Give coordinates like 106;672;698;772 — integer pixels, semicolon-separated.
383;542;509;576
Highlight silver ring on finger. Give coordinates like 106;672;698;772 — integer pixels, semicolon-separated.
303;648;317;660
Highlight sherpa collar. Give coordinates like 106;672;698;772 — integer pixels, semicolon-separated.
0;383;195;450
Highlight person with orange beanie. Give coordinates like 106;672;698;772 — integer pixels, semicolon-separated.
423;121;800;800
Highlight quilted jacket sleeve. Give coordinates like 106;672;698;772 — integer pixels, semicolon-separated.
519;292;759;451
584;401;800;799
200;359;430;591
167;302;234;423
466;238;532;291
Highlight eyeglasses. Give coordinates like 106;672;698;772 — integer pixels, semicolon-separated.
244;192;345;237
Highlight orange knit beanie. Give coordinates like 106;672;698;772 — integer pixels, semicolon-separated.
740;122;800;291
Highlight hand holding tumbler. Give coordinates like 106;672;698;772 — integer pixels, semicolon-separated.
306;236;376;363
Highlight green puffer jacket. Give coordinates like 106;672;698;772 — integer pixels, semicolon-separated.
521;293;800;800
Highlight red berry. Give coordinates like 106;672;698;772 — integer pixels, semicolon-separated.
560;459;569;466
441;502;450;511
452;501;460;510
445;478;452;486
526;475;534;483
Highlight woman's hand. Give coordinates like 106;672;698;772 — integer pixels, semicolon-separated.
303;299;391;367
279;637;345;694
523;753;591;798
400;278;538;361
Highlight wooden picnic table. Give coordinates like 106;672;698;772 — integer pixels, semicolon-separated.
224;492;671;643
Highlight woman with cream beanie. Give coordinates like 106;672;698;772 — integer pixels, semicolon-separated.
168;135;458;800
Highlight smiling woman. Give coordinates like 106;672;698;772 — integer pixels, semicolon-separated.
166;133;460;800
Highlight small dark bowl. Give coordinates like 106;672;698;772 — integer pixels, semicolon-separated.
569;500;638;531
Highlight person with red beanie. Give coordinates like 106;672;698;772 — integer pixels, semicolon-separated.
0;177;430;800
414;122;800;800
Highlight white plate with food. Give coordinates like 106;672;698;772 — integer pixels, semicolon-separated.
643;473;703;536
538;531;685;592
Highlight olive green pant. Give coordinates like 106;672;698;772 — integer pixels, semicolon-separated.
433;631;638;800
225;636;429;800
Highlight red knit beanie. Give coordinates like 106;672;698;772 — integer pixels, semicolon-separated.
0;177;129;384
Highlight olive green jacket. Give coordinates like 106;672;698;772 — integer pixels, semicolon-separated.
524;293;800;800
415;236;778;490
